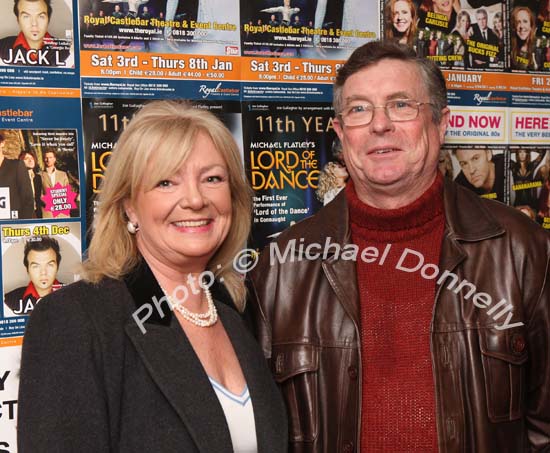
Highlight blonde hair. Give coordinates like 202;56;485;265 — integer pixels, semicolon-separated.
83;100;251;310
316;161;347;201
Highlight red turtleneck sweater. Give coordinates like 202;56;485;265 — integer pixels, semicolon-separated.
346;175;445;452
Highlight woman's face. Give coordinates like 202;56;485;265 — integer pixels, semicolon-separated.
459;14;470;29
518;150;528;162
493;16;502;33
433;0;453;16
515;10;532;41
392;0;412;33
126;132;232;273
22;153;35;169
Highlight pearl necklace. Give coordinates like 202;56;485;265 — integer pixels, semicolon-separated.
163;285;218;327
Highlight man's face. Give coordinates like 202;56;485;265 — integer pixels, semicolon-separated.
455;149;492;188
26;248;58;295
44;152;56;169
17;0;50;49
333;59;449;206
476;12;488;30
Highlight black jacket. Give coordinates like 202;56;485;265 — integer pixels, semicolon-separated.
18;262;288;452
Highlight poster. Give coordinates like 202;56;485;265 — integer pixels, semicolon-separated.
81;97;242;240
0;129;80;221
0;344;20;453
240;0;378;59
242;101;339;250
442;144;509;203
80;0;240;56
0;0;77;88
1;222;81;332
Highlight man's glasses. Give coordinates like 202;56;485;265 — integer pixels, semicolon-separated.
338;99;433;127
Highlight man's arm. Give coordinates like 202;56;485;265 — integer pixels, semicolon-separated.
525;254;550;450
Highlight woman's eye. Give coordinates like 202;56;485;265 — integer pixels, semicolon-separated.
206;175;223;183
157;180;172;188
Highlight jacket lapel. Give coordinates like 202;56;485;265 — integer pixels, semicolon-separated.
124;262;233;453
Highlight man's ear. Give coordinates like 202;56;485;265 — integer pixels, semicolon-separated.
438;107;450;144
333;116;345;143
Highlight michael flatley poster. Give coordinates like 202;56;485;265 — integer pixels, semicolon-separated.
243;101;340;250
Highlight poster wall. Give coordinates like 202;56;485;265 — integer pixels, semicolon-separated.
0;0;549;449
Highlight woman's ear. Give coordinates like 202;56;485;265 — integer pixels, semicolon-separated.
123;199;137;223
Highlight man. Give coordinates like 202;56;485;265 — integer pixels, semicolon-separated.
453;147;505;202
0;0;70;66
41;149;69;218
0;133;34;219
4;236;62;315
469;8;499;68
250;41;550;452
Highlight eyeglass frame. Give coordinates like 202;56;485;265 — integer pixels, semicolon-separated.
336;99;435;127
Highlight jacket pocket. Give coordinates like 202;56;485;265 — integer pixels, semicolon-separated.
478;328;528;422
271;343;319;443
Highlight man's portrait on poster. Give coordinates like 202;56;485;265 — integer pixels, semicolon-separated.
0;0;73;67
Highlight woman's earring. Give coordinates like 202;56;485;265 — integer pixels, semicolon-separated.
127;221;139;234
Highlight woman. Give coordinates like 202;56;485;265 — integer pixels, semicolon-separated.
492;12;504;63
384;0;418;47
451;10;472;68
511;149;543;208
18;150;42;218
511;6;537;70
418;0;459;33
17;101;287;452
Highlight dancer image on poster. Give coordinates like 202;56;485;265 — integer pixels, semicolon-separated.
384;0;417;47
41;149;70;218
4;236;62;315
19;150;43;219
316;161;349;205
453;148;505;201
469;8;499;68
511;149;544;208
511;6;537;70
0;133;34;220
261;0;300;26
0;0;70;67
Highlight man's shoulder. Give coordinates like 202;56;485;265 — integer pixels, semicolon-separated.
4;286;27;310
273;192;347;247
451;181;550;246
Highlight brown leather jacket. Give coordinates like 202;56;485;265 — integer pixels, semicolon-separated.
249;180;550;453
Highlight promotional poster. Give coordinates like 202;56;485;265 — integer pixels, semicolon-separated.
444;144;510;203
80;0;240;56
509;146;549;227
0;129;80;221
1;222;81;327
242;101;337;250
240;0;378;59
383;0;506;70
0;344;20;453
82;97;242;239
509;0;547;72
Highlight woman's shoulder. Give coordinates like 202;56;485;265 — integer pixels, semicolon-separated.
32;277;135;328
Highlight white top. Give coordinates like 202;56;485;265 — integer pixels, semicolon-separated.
209;377;258;453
